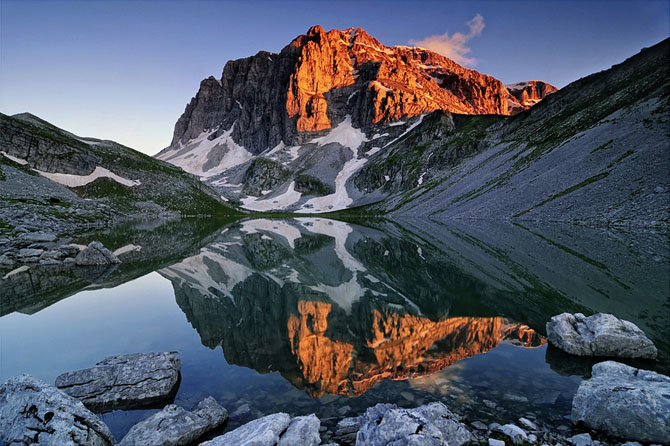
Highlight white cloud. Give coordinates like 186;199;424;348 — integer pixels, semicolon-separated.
409;13;485;66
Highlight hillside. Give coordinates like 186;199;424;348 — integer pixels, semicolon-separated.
359;39;669;227
0;112;238;236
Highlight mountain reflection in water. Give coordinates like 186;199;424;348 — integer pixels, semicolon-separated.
159;218;548;398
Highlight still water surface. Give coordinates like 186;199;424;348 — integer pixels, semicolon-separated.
1;217;667;439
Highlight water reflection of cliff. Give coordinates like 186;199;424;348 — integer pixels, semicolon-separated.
160;218;545;397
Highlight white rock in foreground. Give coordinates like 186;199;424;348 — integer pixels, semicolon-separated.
546;313;657;359
0;374;115;446
119;396;227;446
356;402;470;446
201;412;322;446
571;361;670;443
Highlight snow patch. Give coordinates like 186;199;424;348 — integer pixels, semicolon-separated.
113;244;142;256
36;166;141;187
240;219;302;249
0;151;29;165
241;181;302;211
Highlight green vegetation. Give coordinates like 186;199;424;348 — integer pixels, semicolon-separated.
514;171;610;218
294;174;334;196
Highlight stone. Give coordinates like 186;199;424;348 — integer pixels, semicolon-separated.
74;241;121;266
20;232;56;242
471;421;489;431
568;433;593;446
528;434;538;444
18;248;44;257
230;402;251;418
519;417;538;431
355;402;470;446
201;413;291;446
546;313;657;359
490;439;506;446
571;361;670;443
59;244;82;257
119;396;228;446
278;414;321;446
55;351;181;412
494;424;528;445
0;374;115;446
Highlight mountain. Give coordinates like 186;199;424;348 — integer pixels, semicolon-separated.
505;80;558;114
0;112;237;235
365;39;669;227
155;26;554;212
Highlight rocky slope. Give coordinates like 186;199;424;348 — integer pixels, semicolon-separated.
156;26;554;212
0;112;238;237
361;39;669;227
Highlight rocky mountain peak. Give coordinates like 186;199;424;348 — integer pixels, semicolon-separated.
164;25;546;157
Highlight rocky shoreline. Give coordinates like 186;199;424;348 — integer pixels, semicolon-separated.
1;314;667;446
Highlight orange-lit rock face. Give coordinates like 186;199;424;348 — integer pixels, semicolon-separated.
170;26;552;153
285;26;509;132
506;80;558;114
287;301;354;395
286;303;545;397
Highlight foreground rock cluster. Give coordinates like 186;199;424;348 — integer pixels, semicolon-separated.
1;314;667;445
0;235;120;269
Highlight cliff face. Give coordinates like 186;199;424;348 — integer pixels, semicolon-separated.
165;26;513;156
506;80;558;114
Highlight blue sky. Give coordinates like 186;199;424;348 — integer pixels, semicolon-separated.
1;0;668;155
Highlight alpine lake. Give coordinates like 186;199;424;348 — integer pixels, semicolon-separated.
1;216;668;440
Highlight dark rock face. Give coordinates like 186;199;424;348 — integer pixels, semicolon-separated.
505;80;558;114
74;241;121;266
164;26;517;157
571;361;670;443
0;374;115;446
55;352;181;412
119;396;228;446
0;113;100;175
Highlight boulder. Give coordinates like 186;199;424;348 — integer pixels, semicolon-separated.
278;414;321;446
55;351;181;412
20;232;57;242
571;361;670;443
119;396;227;446
546;313;657;359
0;374;115;446
74;241;121;266
59;244;82;257
355;402;470;446
201;413;291;446
494;424;528;444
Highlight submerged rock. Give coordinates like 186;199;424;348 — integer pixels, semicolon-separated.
74;241;121;266
55;351;181;412
0;374;115;446
546;313;657;359
201;413;291;446
356;402;470;446
571;361;670;443
119;396;227;446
